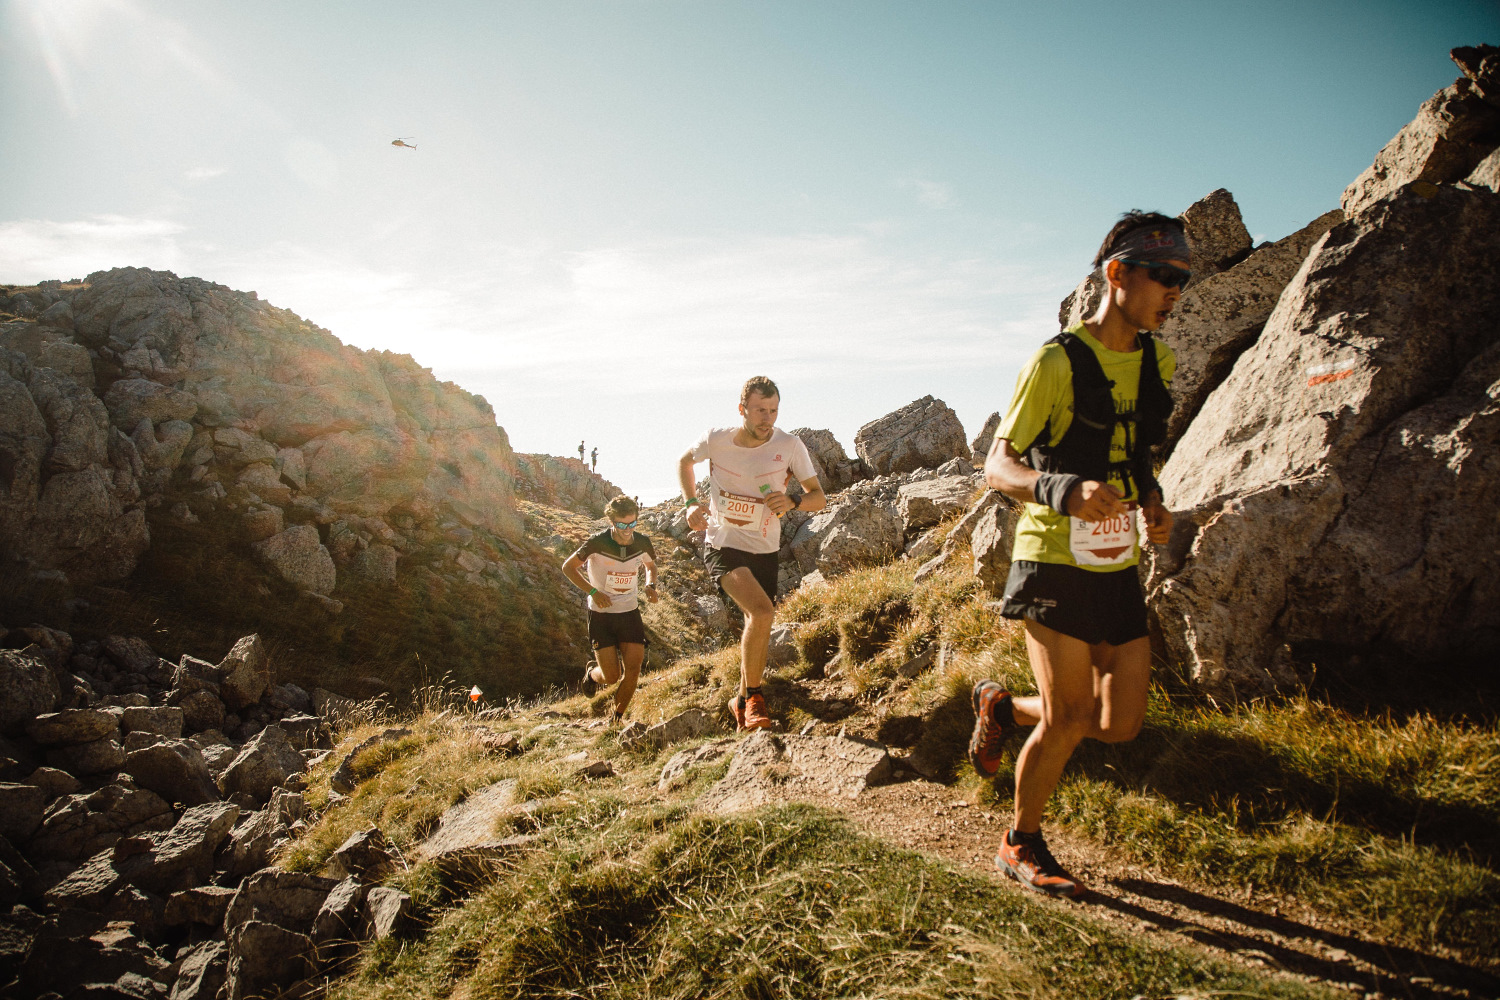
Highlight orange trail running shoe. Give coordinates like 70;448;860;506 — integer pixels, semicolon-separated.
996;830;1084;898
969;680;1018;777
743;692;774;730
727;695;746;731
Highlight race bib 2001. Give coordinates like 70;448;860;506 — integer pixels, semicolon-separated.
1069;503;1138;567
715;489;773;536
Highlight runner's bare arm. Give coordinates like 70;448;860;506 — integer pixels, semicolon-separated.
984;437;1126;521
642;554;660;602
764;476;826;516
562;552;611;607
1139;490;1173;545
678;450;708;531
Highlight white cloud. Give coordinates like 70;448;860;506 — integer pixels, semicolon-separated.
185;167;227;181
0;216;187;283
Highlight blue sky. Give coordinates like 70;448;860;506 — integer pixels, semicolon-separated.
3;1;1496;500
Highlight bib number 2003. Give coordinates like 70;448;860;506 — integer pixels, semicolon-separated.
1069;506;1138;567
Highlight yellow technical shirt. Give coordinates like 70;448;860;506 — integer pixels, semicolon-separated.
994;323;1176;572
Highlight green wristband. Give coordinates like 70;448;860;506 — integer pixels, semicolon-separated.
683;497;701;508
588;587;598;596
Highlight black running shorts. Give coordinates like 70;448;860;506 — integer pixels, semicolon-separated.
588;608;647;650
999;560;1148;646
701;545;779;604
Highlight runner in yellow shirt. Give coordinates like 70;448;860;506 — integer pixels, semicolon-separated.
969;211;1188;898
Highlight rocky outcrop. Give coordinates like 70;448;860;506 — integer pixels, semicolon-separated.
1341;45;1500;218
699;730;892;813
969;412;1000;467
790;428;861;490
512;453;622;517
1;267;526;590
1155;209;1345;451
1149;177;1500;696
854;396;968;477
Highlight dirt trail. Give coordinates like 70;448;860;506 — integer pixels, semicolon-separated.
755;676;1500;1000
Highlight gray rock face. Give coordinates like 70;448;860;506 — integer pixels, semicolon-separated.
103;378;198;430
19;913;171;998
365;886;414;940
0;783;46;841
1178;188;1254;274
854;396;968;477
328;726;412;793
169;940;228;1000
27;708;120;746
165;885;238;927
311;875;368;947
1342;50;1500;218
221;788;304;877
119;706;184;740
700;730;892;813
46;736;126;776
0;647;61;734
657;739;733;792
124;740;220;806
327;825;402;881
216;634;270;711
418;778;519;859
970;495;1024;597
790;428;860;490
787;500;904;579
969;412;1000;467
26;765;82;800
1156;210;1345;452
225;920;315;1000
218;725;306;801
102;635;160;674
251;525;336;595
1149;182;1500;696
618;708;716;752
895;475;976;532
223;869;337;934
173;690;225;735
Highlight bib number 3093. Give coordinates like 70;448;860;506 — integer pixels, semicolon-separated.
1069;505;1138;567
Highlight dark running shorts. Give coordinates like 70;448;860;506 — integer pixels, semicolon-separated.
588;608;648;650
999;560;1148;646
701;545;779;604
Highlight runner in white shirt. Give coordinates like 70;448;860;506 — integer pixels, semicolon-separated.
678;376;827;731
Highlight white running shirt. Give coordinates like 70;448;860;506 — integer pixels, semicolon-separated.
690;427;818;554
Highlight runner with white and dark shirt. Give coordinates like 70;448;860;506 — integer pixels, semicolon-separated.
678;376;826;731
562;495;658;724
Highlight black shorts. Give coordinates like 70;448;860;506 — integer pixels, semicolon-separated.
701;545;779;604
999;560;1148;646
588;608;648;650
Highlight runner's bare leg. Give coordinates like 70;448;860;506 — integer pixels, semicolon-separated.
1011;621;1151;832
615;642;644;714
719;566;774;696
594;645;621;685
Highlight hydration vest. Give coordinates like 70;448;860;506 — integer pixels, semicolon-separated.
1023;331;1174;503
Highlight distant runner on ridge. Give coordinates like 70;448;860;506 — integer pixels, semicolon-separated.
679;376;826;731
591;446;599;471
969;210;1186;899
562;495;659;726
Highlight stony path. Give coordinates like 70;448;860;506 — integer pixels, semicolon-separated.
834;778;1498;1000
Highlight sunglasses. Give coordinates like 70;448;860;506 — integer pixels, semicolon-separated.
612;520;638;531
1119;258;1192;290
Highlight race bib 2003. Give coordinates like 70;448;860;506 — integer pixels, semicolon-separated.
1069;503;1138;567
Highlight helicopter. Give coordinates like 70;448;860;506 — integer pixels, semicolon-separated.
390;137;417;150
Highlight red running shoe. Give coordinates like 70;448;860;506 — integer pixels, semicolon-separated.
996;830;1084;898
743;692;774;730
969;680;1018;777
727;695;746;731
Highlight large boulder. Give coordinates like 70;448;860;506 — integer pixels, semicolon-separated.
123;740;220;806
27;708;120;746
854;396;968;476
1341;46;1500;218
969;412;1000;467
895;476;976;532
785;500;903;578
225;920;316;1000
29;781;176;861
1149;181;1500;696
218;725;307;802
1155;209;1345;451
251;525;336;596
216;634;271;711
699;730;892;813
223;869;337;934
0;647;60;734
789;428;860;490
970;495;1024;597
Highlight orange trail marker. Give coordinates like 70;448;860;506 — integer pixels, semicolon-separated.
469;685;482;703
